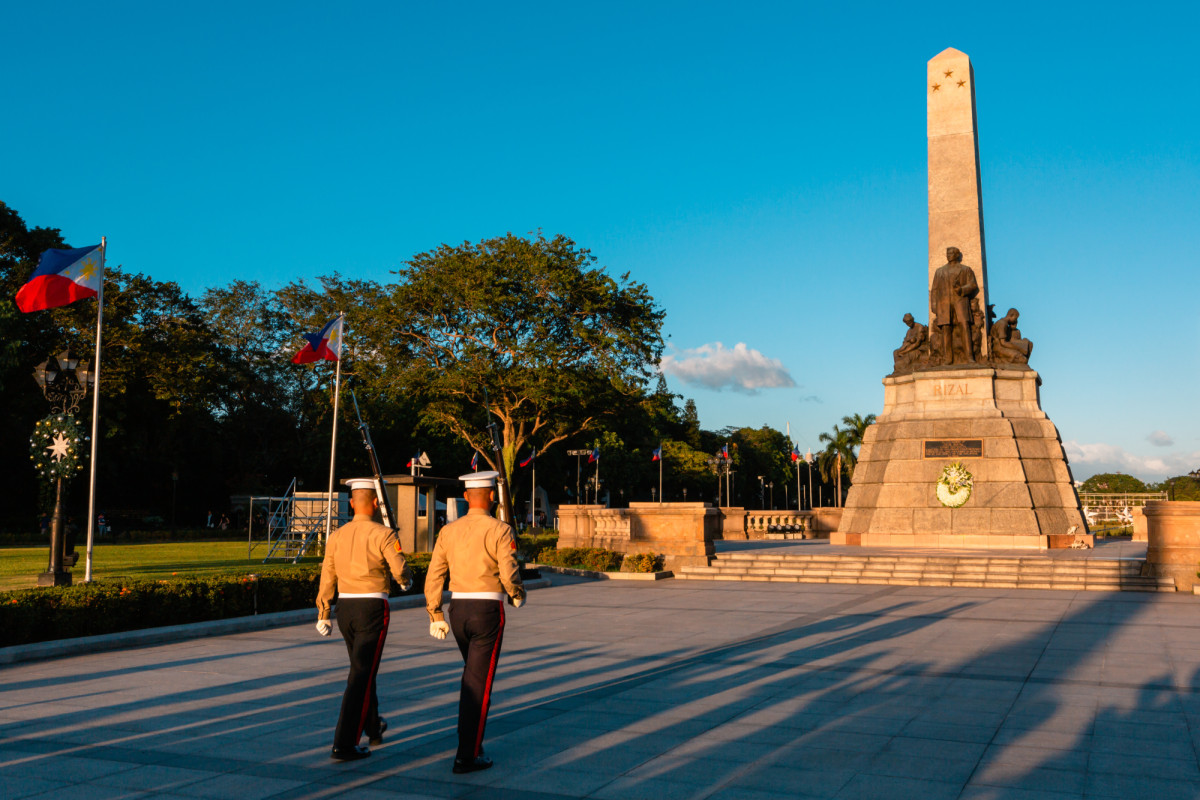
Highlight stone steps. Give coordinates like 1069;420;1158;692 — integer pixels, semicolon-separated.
677;553;1174;592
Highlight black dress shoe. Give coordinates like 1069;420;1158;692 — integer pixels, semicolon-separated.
368;718;387;746
331;745;370;761
453;754;493;774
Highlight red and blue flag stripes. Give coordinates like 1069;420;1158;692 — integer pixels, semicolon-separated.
16;244;103;313
292;315;343;364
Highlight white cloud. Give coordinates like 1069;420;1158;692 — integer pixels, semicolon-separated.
1063;440;1200;481
1146;430;1174;447
660;342;796;395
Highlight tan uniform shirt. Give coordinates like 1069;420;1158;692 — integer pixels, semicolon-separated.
425;508;524;622
316;515;412;621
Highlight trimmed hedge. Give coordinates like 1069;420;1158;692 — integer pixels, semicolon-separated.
535;547;623;572
0;555;432;648
621;553;665;573
534;547;663;573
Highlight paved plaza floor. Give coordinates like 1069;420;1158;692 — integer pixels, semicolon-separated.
3;574;1199;800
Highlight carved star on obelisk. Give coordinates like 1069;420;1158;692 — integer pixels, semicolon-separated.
931;83;941;92
47;432;70;462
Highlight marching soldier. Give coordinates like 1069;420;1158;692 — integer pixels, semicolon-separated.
426;470;526;774
316;479;413;761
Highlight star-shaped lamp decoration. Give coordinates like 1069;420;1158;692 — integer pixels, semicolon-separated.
29;413;88;480
47;433;70;462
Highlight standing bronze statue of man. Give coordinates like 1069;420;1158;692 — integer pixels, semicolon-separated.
929;246;979;365
426;470;526;774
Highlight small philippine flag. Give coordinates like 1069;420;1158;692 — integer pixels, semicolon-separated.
292;315;343;364
16;244;104;313
588;447;599;464
651;445;662;462
720;443;730;459
791;444;801;462
471;452;479;471
519;451;534;468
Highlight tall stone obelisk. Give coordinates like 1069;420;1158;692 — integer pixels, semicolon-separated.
927;48;989;356
832;48;1088;549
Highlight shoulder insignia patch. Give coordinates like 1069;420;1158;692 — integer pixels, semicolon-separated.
394;541;403;554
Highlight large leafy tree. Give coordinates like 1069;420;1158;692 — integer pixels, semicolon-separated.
374;232;665;477
1080;473;1148;493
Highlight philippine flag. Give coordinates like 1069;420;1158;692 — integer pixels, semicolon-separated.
16;244;104;313
791;444;801;463
588;447;599;464
651;445;662;462
720;444;730;459
519;451;534;468
292;316;343;364
471;452;479;471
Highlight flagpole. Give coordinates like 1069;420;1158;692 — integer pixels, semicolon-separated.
531;455;536;527
658;444;663;505
324;312;344;545
84;238;106;582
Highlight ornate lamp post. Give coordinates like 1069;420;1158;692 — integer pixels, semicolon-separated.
31;350;93;587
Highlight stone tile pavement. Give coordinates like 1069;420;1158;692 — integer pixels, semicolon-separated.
2;575;1199;799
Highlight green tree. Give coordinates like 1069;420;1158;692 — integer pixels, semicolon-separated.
372;232;665;478
1079;473;1148;493
840;412;877;447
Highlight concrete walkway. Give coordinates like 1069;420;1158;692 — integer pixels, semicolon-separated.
3;575;1199;799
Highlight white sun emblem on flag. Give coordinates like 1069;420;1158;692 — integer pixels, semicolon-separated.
46;432;71;462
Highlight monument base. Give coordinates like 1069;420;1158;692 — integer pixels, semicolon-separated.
833;367;1088;548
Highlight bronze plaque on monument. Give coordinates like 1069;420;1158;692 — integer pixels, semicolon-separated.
923;439;984;459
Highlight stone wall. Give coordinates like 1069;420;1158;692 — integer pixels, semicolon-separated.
556;503;719;569
1144;501;1200;592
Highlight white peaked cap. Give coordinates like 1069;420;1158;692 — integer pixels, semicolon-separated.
345;478;377;491
459;470;499;489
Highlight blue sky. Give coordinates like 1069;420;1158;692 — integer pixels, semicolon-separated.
4;2;1198;481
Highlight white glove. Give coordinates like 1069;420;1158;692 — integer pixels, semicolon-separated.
511;594;526;609
316;619;332;636
430;621;449;640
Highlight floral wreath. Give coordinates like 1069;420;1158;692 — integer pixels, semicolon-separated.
936;461;973;508
29;414;89;481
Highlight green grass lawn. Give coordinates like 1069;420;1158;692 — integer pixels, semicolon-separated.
0;541;323;591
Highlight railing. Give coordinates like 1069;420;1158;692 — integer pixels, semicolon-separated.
746;510;811;533
1079;492;1167;522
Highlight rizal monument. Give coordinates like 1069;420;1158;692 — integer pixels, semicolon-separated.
832;48;1089;549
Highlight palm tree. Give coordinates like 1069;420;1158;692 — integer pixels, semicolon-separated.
817;425;855;507
841;413;877;449
817;413;876;507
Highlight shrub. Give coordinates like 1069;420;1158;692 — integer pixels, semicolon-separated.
0;558;430;648
534;547;623;572
516;530;559;560
621;553;664;573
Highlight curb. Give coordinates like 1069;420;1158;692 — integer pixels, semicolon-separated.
0;577;551;666
530;564;673;581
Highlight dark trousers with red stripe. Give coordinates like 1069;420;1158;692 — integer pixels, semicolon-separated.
333;598;390;750
449;599;505;761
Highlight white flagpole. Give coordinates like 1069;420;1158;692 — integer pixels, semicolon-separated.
324;312;344;545
658;444;663;504
84;238;106;582
530;456;536;527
